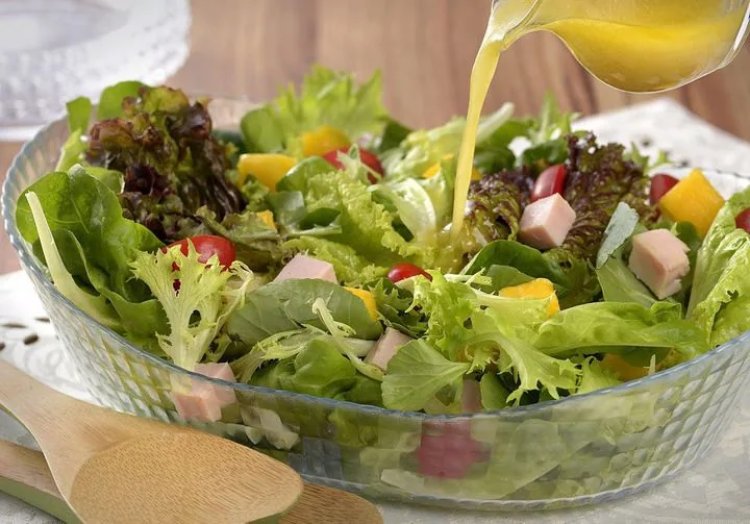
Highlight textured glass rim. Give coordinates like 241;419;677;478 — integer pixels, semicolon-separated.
3;104;750;424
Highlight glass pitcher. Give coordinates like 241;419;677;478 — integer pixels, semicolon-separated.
488;0;750;92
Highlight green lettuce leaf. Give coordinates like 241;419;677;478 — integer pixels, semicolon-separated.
381;103;513;180
688;188;750;346
244;336;383;406
131;244;256;371
382;339;470;411
533;301;708;358
303;169;432;266
17;167;163;301
470;311;580;403
240;66;387;155
96;80;145;120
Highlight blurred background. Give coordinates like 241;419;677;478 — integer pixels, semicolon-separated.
168;0;750;134
1;0;750;272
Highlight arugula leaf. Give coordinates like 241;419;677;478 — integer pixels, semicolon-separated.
382;339;470;411
227;279;382;348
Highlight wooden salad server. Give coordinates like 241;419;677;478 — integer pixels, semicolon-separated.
0;439;383;523
0;360;304;523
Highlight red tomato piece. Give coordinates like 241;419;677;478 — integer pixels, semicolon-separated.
167;235;236;268
322;147;384;183
736;208;750;233
387;262;431;283
531;164;567;202
649;173;680;205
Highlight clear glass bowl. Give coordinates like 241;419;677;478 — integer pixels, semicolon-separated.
0;0;190;140
4;100;750;511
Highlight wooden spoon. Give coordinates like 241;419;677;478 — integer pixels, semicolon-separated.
0;440;383;524
0;360;304;523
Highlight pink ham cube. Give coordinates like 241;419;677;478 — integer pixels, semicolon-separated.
274;254;337;283
172;363;238;423
628;229;690;299
519;193;577;250
365;327;413;371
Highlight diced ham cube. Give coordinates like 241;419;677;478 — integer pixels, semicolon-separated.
172;363;238;423
274;254;337;283
194;363;237;406
365;327;413;371
628;229;690;299
519;193;577;250
461;379;482;413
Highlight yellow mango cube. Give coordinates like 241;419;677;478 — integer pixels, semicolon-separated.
237;154;296;191
499;278;560;316
345;287;379;321
600;354;649;381
658;169;724;237
255;210;277;231
301;125;350;157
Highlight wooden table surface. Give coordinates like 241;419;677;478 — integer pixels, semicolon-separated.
2;0;750;273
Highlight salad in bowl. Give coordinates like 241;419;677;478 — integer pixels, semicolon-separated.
5;67;750;506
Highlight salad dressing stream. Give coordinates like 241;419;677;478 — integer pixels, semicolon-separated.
451;0;750;239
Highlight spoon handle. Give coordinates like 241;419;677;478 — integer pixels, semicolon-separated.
0;440;81;523
0;361;70;436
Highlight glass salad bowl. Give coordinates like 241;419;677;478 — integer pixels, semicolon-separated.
4;99;750;511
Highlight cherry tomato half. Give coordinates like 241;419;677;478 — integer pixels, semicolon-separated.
167;235;236;268
736;208;750;234
322;147;384;183
387;262;431;283
531;164;567;202
649;173;680;205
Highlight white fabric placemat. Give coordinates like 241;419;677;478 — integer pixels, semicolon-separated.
2;98;750;523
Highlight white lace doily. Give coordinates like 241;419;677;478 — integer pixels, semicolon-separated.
2;98;750;523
